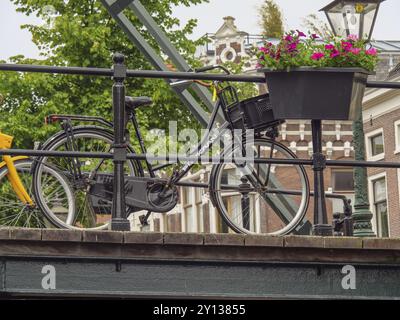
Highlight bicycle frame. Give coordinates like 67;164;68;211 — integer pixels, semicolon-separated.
0;132;34;206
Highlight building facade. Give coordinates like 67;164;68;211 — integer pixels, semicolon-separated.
362;72;400;237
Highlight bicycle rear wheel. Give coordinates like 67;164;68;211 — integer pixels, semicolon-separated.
32;127;141;230
210;137;310;236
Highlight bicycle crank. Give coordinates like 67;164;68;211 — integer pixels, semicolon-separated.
89;174;179;213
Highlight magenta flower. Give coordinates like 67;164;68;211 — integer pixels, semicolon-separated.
350;48;362;55
284;35;293;42
287;42;298;52
365;48;378;56
330;49;340;58
311;52;325;61
347;34;359;42
297;30;306;37
311;34;319;40
325;44;335;51
341;41;353;52
260;47;270;54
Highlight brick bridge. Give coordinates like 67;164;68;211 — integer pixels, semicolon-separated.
0;228;400;299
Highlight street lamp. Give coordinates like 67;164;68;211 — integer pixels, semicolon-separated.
320;0;385;40
320;0;384;237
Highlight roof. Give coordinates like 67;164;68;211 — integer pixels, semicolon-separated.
370;40;400;52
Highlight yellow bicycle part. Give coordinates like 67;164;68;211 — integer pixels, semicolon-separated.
0;132;34;206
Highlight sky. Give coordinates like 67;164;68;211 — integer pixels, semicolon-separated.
1;0;400;60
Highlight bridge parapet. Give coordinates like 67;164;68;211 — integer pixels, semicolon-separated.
1;228;400;299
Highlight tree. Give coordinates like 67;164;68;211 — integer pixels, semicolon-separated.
260;0;284;38
0;0;209;149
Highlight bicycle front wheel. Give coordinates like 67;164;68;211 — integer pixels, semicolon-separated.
210;137;310;236
0;158;72;228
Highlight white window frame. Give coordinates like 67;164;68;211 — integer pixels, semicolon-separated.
365;128;385;161
394;120;400;154
368;172;390;237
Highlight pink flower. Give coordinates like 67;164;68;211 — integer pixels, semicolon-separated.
311;52;325;61
260;47;270;54
330;49;340;58
311;34;319;40
287;42;298;52
347;34;359;42
325;44;335;50
341;41;353;52
284;34;293;42
350;48;362;55
297;30;306;37
365;48;378;56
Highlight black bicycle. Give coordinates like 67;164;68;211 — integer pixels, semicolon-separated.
31;65;310;235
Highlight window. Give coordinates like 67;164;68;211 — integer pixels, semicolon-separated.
372;178;389;237
394;120;400;154
332;170;354;192
371;134;384;156
366;128;385;161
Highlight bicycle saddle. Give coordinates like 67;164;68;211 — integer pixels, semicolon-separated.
125;96;153;111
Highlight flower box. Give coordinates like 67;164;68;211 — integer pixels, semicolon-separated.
257;31;378;121
260;67;371;120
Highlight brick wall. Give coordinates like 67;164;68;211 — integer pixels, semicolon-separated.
364;108;400;237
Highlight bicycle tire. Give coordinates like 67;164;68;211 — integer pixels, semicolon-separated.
0;158;68;228
209;137;310;236
32;126;143;230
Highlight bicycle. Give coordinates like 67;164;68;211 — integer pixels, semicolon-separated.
0;131;74;228
31;65;310;235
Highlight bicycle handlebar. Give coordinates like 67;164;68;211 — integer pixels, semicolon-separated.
170;65;231;89
195;65;231;75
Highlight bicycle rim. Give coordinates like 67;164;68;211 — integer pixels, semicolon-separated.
33;128;137;230
210;138;310;236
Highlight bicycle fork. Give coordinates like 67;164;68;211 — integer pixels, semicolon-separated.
0;132;34;206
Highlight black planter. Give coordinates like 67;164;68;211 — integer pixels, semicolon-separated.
260;67;371;120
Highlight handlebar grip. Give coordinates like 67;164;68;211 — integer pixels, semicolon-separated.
195;65;218;73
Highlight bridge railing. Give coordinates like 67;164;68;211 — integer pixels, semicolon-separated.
1;54;400;234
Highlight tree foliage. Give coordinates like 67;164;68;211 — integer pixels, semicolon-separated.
260;0;284;39
0;0;209;148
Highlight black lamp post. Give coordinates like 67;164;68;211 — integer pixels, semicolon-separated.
320;0;384;40
320;0;384;237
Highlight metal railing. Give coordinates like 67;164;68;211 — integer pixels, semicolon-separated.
1;54;400;234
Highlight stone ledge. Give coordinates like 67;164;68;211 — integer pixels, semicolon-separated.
124;232;163;244
0;228;400;253
324;237;363;249
9;228;42;241
164;232;204;245
204;233;245;246
244;235;284;247
284;236;324;248
363;238;400;250
82;230;124;243
42;229;82;242
0;228;10;240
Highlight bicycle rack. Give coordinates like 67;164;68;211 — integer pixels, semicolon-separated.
1;56;400;234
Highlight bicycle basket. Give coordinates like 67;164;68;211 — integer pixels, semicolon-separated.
227;94;283;132
219;86;245;130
